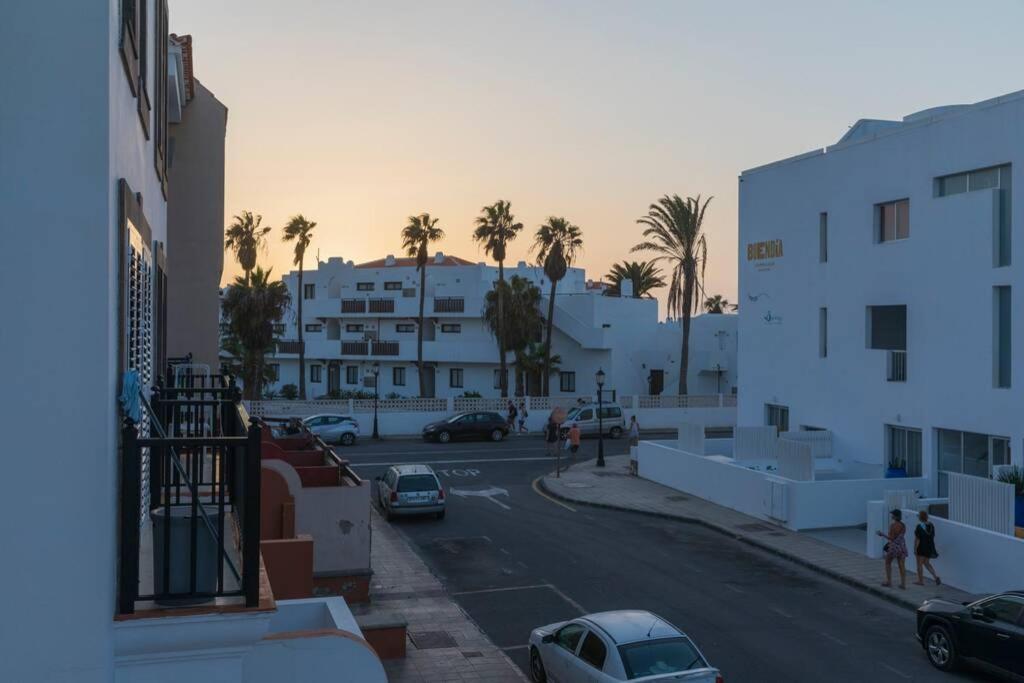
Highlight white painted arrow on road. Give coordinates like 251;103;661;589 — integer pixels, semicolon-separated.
449;486;511;510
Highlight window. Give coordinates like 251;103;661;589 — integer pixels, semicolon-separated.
493;369;506;390
384;281;402;290
346;324;364;333
560;371;576;392
876;199;910;242
887;425;922;477
449;368;464;388
619;637;704;680
396;323;415;333
153;0;169;196
578;633;607;670
393;367;406;386
995;286;1011;388
819;212;828;263
818;307;828;358
867;305;906;350
578;409;593;421
936;428;1011;495
936;164;1012;266
310;365;322;383
441;324;461;333
303;283;315;299
268;364;280;382
555;624;585;653
272;323;285;335
305;323;323;333
357;282;375;291
599;406;621;419
345;366;359;384
976;597;1024;625
765;404;789;433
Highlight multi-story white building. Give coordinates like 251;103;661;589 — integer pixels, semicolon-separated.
263;253;738;399
739;90;1022;495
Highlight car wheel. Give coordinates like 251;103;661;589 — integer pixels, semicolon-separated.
438;430;451;444
340;433;355;446
490;429;504;442
436;510;446;520
925;624;957;671
529;647;547;683
610;426;623;439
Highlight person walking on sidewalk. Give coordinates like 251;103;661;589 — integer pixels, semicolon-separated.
913;510;941;586
568;422;581;458
876;509;908;589
517;400;528;434
544;416;560;457
628;416;640;447
506;401;518;431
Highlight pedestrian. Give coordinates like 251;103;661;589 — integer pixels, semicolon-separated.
913;510;941;586
875;509;908;589
628;415;640;447
544;416;560;458
507;401;517;430
568;422;581;457
517;401;528;434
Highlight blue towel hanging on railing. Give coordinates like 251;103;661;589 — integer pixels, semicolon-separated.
119;370;141;423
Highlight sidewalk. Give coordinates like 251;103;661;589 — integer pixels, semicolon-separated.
366;508;528;683
541;455;977;611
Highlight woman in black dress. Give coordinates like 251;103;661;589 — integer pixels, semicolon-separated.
913;510;941;586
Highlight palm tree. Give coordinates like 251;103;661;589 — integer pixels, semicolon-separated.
515;343;561;396
401;213;445;397
482;276;544;395
281;214;317;399
604;260;666;298
221;267;291;400
632;194;712;395
703;294;735;314
473;200;524;398
531;216;583;396
224;210;272;283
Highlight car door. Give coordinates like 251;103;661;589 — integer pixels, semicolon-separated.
546;622;586;682
450;414;472;439
570;629;615;683
576;409;595;436
379;469;396;509
320;416;342;440
960;597;1024;674
478;412;501;438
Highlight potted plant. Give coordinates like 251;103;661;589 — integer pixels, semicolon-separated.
996;465;1024;528
885;453;907;478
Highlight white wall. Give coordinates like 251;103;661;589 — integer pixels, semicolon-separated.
739;91;1024;483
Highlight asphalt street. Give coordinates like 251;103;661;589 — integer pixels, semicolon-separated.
341;433;986;682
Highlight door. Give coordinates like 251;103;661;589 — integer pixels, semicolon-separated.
328;363;341;394
547;623;586;682
648;370;664;396
421;365;436;398
572;630;612;682
961;597;1024;672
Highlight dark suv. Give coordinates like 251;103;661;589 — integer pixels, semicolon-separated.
422;411;509;443
916;591;1024;678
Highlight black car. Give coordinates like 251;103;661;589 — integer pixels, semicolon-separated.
916;591;1024;678
422;411;509;443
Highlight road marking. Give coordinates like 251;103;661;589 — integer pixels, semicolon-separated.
351;456;553;467
543;581;588;614
434;467;482;478
530;475;577;512
450;486;512;510
880;663;911;679
453;583;587;615
819;632;847;646
770;606;794;619
722;583;745;594
501;644;530;652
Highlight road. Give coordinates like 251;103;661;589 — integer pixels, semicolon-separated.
341;433;982;682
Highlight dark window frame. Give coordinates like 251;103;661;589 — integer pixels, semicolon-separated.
346;324;365;333
305;323;323;333
560;371;576;392
396;323;415;333
153;0;168;198
345;366;359;384
384;281;402;290
441;323;461;333
393;366;406;386
449;368;464;388
356;282;375;291
303;283;315;299
875;198;910;243
310;364;322;383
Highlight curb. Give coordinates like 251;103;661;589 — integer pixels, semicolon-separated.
538;477;927;612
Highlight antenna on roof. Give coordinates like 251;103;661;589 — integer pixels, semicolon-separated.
646;618;658;638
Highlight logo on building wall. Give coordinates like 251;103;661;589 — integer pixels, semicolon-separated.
762;310;783;325
747;239;783;261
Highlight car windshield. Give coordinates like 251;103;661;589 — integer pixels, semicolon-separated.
397;475;438;492
565;408;582;420
618;637;705;680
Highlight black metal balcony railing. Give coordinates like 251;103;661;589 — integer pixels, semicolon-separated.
341;299;366;313
372;340;399;356
341;341;369;355
887;350;907;382
368;298;395;313
433;297;464;313
118;371;261;614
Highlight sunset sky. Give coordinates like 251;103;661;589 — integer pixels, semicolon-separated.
171;0;1024;317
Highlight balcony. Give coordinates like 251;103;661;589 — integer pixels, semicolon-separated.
368;298;395;314
433;297;465;313
342;299;366;313
118;375;262;615
887;350;907;382
342;341;369;355
371;340;399;356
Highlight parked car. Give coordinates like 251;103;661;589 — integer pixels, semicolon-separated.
528;610;722;683
916;591;1024;678
560;403;625;439
375;464;446;520
303;413;359;446
422;411;509;443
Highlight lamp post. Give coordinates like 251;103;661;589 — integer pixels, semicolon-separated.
372;362;380;440
596;368;606;467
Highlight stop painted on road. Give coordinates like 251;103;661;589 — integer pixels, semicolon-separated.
435;468;481;478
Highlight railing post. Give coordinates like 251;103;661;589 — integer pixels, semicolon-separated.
243;419;262;607
118;417;141;615
149;385;163;510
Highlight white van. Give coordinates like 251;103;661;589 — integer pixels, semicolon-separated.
562;403;626;438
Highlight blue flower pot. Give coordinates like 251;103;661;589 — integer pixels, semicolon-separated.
1015;495;1024;528
886;467;908;479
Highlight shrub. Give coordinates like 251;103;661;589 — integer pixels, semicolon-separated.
461;391;482;398
996;465;1024;496
279;384;299;400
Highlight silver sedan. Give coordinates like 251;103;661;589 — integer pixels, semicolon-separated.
302;413;359;446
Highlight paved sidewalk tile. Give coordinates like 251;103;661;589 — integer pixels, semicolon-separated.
368;508;528;683
541;455;978;611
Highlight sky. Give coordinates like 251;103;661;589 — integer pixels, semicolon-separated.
171;0;1024;317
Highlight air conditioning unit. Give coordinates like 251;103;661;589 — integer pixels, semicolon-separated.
402;288;416;298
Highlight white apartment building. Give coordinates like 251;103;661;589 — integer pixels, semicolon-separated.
263;254;738;399
739;90;1023;496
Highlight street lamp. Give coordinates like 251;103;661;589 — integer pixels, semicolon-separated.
595;368;606;467
372;362;380;440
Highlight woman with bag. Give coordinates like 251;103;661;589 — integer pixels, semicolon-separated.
913;510;941;586
875;508;908;589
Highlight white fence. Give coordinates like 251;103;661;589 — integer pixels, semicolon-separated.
777;441;814;481
734;427;778;460
779;430;833;459
677;422;706;455
948;472;1016;535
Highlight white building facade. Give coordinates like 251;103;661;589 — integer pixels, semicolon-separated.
738;91;1023;495
263;254;738;400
